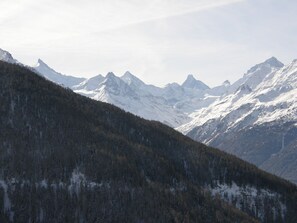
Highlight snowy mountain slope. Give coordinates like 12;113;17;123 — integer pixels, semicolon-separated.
177;57;286;134
206;80;230;96
0;48;226;127
30;58;217;127
72;74;104;91
161;77;222;113
121;71;161;96
184;59;297;183
183;58;296;134
33;59;86;88
74;72;191;127
227;57;284;94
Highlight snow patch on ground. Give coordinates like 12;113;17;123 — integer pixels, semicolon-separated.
67;169;110;196
210;182;286;221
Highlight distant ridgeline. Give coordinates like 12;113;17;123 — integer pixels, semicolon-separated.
2;48;297;186
0;61;296;222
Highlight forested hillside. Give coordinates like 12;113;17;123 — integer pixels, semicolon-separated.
0;61;296;222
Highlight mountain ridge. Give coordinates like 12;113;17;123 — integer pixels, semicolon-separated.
33;58;86;87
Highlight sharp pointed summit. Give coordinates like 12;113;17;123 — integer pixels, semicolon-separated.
121;71;145;86
182;74;209;90
106;72;116;78
33;59;85;88
36;58;49;67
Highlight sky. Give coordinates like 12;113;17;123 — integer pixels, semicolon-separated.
1;0;297;87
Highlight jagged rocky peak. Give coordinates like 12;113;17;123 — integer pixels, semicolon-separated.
35;58;49;68
0;48;17;64
37;58;45;64
182;74;209;90
247;57;284;74
34;58;59;75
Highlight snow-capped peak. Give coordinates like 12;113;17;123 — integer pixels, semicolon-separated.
227;57;284;94
247;57;284;74
0;48;18;64
121;71;145;86
182;74;209;90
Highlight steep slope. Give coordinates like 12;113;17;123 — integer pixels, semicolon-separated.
33;59;86;88
1;61;297;222
185;59;297;184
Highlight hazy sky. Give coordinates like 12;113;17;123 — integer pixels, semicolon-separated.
1;0;296;87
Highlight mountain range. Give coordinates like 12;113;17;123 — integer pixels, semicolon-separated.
1;59;297;222
1;48;297;185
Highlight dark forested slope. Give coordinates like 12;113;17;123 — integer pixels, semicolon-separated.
0;61;296;222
